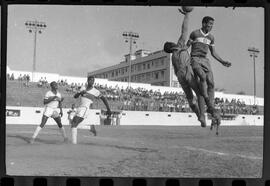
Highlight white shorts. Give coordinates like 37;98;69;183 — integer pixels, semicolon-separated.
68;112;76;121
43;107;60;118
75;106;89;119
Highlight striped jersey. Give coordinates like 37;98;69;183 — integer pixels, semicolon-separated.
189;29;215;57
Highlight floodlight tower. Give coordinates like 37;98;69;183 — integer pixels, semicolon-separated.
247;47;260;105
25;20;47;81
122;31;139;87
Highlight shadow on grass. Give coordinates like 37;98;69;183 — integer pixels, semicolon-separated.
80;141;158;153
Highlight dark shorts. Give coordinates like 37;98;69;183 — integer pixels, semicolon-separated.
191;56;214;86
191;56;212;73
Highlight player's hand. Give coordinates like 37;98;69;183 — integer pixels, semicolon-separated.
54;97;62;102
178;8;186;15
59;111;63;117
53;96;59;101
222;61;231;67
80;90;87;95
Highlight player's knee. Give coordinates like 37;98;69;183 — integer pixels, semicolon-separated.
71;122;78;128
71;116;81;128
39;124;45;128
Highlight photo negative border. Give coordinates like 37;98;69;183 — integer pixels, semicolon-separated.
1;0;269;186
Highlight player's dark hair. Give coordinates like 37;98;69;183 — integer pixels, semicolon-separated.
163;42;177;53
202;16;214;24
87;75;95;80
50;81;57;87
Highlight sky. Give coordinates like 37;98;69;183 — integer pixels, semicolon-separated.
7;5;264;97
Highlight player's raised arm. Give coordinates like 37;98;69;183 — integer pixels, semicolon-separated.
209;45;232;67
185;30;195;50
177;9;190;47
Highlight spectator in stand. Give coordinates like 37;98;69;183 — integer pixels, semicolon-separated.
10;73;15;80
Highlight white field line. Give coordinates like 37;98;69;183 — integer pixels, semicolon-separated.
183;146;262;160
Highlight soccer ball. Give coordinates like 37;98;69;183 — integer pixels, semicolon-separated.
182;6;194;13
52;111;59;118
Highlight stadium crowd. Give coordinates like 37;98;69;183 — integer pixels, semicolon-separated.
6;73;260;115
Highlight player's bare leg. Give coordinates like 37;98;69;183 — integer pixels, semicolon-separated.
197;95;206;127
71;116;84;144
54;117;68;142
206;71;221;134
30;115;48;144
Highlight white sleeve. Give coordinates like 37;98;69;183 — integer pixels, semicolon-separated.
57;92;62;99
44;91;51;99
80;86;86;92
93;88;101;98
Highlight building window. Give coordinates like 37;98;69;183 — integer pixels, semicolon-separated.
155;60;159;67
143;63;146;70
112;72;114;77
137;75;141;82
155;72;159;79
161;58;164;66
147;63;150;69
138;64;141;71
161;71;165;79
146;72;151;81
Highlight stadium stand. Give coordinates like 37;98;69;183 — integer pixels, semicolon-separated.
6;77;263;115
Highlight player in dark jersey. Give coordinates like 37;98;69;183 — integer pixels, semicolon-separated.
186;16;231;129
163;9;207;127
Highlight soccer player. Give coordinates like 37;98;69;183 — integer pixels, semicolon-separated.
29;81;68;144
186;16;231;121
70;76;111;144
163;8;207;127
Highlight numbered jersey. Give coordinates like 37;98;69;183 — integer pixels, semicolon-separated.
44;91;61;109
189;29;215;58
79;86;101;108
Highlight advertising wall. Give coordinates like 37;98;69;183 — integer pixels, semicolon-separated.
6;106;263;128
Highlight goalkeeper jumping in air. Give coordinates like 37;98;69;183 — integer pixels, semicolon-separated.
163;7;225;129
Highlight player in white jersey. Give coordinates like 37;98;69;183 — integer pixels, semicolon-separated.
29;81;68;144
70;76;111;144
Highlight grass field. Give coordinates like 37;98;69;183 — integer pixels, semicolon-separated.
6;124;263;178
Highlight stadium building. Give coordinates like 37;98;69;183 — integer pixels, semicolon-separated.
87;49;181;87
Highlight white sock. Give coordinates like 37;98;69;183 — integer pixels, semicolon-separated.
32;126;42;139
71;128;77;144
59;127;67;138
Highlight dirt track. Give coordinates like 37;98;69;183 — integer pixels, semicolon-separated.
6;125;263;178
